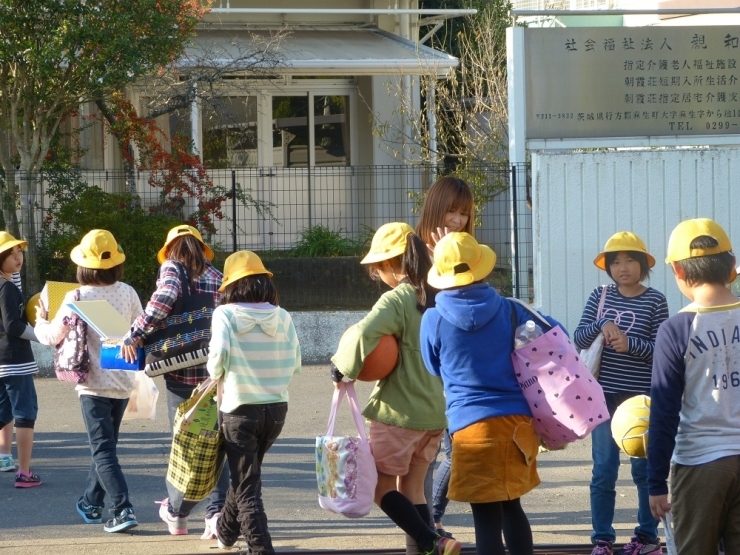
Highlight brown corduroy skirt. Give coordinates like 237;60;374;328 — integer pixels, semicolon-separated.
448;415;540;504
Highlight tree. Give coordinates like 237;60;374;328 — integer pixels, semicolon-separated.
0;0;206;291
375;0;513;167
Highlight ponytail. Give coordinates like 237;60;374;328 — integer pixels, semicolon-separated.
402;233;437;312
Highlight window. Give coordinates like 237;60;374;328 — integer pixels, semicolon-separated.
202;96;258;168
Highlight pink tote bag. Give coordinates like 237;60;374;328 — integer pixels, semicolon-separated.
316;381;377;518
509;298;609;450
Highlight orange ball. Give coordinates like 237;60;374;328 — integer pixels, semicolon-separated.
357;335;399;382
26;292;41;327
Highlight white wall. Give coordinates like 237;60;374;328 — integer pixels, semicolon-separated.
533;148;740;332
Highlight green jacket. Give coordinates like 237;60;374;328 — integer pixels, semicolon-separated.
331;283;447;430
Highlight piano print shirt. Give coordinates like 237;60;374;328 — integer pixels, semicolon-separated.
35;281;143;399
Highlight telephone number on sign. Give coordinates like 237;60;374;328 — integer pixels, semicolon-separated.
535;113;574;120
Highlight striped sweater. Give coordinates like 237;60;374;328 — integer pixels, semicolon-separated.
574;284;669;394
207;302;301;413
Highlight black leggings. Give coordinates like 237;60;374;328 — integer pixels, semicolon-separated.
471;498;533;555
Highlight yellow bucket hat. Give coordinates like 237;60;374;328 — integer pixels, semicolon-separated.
427;232;496;290
219;250;273;292
70;230;126;270
0;232;27;256
361;222;414;265
594;231;656;271
666;218;736;282
158;225;215;264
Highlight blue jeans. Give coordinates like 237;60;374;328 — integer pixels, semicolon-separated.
217;402;288;554
79;394;132;512
164;380;229;518
590;392;658;544
432;429;452;524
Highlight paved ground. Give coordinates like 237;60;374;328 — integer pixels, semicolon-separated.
0;367;654;554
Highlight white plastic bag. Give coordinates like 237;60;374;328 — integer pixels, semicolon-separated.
123;372;159;421
579;285;608;378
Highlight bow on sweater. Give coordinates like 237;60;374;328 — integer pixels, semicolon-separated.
234;309;279;337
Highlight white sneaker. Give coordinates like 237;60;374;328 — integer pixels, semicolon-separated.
0;455;15;472
201;512;220;540
157;498;188;535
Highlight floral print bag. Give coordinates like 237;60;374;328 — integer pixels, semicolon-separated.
316;381;377;518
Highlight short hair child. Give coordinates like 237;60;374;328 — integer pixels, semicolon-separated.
648;218;740;554
575;231;669;555
207;250;301;551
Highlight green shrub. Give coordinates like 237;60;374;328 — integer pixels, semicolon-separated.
289;225;371;258
38;186;183;300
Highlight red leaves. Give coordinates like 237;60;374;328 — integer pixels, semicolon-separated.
106;93;223;234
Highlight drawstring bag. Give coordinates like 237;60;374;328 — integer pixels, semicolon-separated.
54;289;90;384
509;298;609;450
316;381;377;518
579;285;608;378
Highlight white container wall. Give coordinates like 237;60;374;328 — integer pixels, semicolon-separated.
532;148;740;331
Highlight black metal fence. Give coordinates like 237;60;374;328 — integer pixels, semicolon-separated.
10;163;532;307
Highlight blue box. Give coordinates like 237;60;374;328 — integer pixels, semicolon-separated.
100;340;145;371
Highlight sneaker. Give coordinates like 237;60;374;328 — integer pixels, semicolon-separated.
157;498;188;535
435;527;455;539
425;536;462;555
201;512;220;540
14;470;41;488
217;534;236;550
591;540;613;555
623;535;662;555
104;507;138;533
0;455;15;472
76;497;103;524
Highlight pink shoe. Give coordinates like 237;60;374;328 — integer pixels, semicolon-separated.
14;470;41;488
201;512;220;540
157;498;188;535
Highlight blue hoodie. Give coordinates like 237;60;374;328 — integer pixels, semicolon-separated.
420;283;561;434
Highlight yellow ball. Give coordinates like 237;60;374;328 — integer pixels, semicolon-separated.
611;394;650;458
26;292;41;327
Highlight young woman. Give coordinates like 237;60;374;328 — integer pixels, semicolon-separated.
331;222;459;555
573;231;669;555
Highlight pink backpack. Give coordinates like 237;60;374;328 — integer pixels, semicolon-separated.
316;381;377;518
509;298;609;450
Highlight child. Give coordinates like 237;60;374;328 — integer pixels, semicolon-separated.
121;224;226;538
648;218;740;553
573;231;669;555
331;222;458;555
0;272;26;473
206;251;301;552
35;229;142;532
0;234;41;487
420;232;555;555
415;175;474;537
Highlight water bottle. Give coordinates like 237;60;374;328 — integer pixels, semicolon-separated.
514;320;543;349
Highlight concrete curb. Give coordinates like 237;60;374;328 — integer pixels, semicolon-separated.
33;311;365;377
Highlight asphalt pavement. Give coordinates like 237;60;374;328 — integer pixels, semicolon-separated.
0;367;653;554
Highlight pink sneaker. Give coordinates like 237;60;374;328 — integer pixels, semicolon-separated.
157;498;188;535
14;470;41;488
201;512;220;540
429;536;462;555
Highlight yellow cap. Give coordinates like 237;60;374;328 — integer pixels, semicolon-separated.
70;230;126;270
219;250;273;292
158;225;215;264
427;232;496;290
594;231;655;271
361;222;414;265
666;218;736;282
0;232;27;256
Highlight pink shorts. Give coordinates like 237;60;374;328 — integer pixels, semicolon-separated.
368;421;444;476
